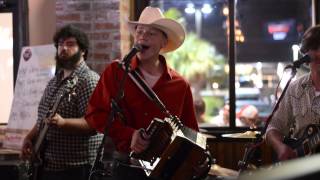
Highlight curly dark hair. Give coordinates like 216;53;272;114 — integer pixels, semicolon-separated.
53;25;89;60
300;25;320;54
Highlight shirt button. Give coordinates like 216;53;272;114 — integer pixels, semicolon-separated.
144;112;148;116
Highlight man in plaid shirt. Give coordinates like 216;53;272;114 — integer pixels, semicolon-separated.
267;25;320;161
21;25;103;180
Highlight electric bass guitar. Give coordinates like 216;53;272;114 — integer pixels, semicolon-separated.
284;124;320;157
28;76;78;180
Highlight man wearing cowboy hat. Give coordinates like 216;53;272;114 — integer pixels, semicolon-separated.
84;6;204;179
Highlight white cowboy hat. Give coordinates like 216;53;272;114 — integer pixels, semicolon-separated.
127;6;185;53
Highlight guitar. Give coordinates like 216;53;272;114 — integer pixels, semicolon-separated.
28;76;78;180
284;124;320;157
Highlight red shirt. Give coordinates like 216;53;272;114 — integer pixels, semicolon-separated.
85;55;199;153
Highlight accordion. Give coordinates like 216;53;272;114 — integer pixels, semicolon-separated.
130;117;211;179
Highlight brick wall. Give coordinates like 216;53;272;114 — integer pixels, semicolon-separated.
56;0;131;74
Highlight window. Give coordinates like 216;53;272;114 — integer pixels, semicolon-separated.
0;0;28;124
139;0;312;134
234;0;312;130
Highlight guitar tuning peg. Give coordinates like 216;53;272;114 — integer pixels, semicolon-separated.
68;91;77;102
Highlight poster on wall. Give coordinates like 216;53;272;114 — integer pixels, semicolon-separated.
3;44;56;150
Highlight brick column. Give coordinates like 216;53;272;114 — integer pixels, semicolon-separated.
56;0;131;74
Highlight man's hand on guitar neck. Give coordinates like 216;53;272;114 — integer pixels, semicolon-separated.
266;129;297;161
46;114;95;134
46;113;66;128
276;143;297;161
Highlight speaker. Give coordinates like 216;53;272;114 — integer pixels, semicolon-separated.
239;154;320;180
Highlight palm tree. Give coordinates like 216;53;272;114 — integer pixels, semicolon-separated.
164;8;226;98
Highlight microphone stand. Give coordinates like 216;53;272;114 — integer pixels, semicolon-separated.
88;60;132;180
238;65;298;173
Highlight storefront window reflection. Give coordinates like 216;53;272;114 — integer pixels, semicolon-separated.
150;0;312;129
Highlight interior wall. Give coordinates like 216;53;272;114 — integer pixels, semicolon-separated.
28;0;56;46
0;13;13;124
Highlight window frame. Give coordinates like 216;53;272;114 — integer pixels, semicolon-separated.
0;0;29;88
134;0;317;136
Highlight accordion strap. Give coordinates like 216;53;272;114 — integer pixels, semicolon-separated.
121;63;170;117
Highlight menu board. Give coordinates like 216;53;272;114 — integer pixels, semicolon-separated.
3;44;55;149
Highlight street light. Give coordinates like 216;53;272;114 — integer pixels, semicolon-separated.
222;5;245;43
185;3;196;14
201;3;213;14
184;3;213;37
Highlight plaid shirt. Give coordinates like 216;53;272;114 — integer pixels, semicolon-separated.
36;61;103;171
267;73;320;138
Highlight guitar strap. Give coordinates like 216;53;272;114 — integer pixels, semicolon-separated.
121;62;206;144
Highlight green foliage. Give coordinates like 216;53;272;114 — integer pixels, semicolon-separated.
166;33;225;80
203;95;224;118
163;8;226;81
163;8;227;119
164;8;182;21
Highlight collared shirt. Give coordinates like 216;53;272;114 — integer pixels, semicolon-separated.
37;61;103;171
85;55;199;153
267;73;320;138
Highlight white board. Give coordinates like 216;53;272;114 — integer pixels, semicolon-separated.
3;44;56;149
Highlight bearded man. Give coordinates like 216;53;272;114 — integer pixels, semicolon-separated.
21;25;103;180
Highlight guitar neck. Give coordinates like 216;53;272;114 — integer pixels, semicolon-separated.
33;123;49;155
32;92;64;155
28;75;78;180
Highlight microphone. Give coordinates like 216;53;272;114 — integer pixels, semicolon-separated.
292;54;311;68
123;44;143;67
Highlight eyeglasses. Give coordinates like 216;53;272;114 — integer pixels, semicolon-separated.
58;40;78;48
135;27;167;39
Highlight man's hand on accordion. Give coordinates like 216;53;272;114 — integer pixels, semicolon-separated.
130;129;151;154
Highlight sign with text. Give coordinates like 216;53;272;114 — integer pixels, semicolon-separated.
3;44;56;150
